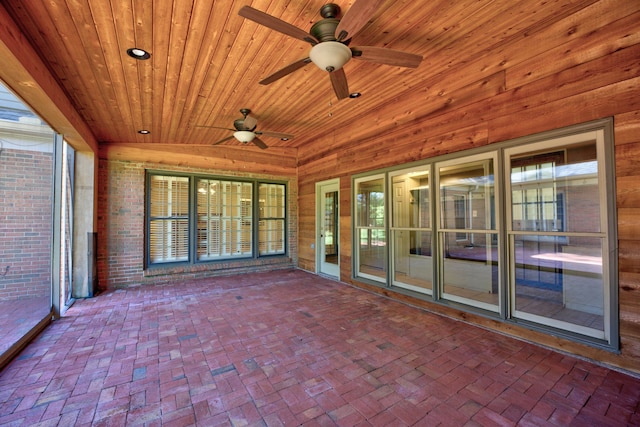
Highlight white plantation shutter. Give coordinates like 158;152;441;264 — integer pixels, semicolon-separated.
196;179;253;259
149;175;189;263
259;183;285;255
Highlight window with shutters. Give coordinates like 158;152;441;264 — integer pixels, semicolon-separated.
259;183;286;255
146;172;286;267
148;175;190;263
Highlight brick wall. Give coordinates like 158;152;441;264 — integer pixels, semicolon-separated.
97;159;298;289
0;148;53;301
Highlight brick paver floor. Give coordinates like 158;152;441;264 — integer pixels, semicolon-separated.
0;269;639;426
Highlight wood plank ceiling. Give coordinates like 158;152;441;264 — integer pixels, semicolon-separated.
1;0;595;153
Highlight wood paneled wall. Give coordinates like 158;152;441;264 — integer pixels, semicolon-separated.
297;1;640;373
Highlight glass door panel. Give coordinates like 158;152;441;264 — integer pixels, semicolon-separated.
438;155;500;312
390;168;432;294
506;133;608;340
355;175;386;283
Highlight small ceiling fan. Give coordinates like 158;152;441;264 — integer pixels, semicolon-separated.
200;108;294;149
239;1;423;100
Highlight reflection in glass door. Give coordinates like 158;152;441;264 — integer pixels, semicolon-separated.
437;154;500;312
317;180;340;278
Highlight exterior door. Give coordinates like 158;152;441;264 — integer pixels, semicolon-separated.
317;179;340;278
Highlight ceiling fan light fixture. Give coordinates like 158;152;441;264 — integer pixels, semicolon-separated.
234;130;256;143
309;41;352;72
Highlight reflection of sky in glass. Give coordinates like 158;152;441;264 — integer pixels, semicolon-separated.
512;161;597;183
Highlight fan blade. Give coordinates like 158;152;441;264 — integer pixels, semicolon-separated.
351;46;422;68
239;6;317;44
243;115;257;130
212;135;235;145
329;68;349;100
260;58;312;85
256;131;295;140
334;0;386;41
252;137;268;149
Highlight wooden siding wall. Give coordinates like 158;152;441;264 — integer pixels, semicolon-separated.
297;2;640;373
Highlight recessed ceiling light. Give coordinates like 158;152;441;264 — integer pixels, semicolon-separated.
127;48;151;60
349;92;361;98
138;129;150;134
281;137;290;141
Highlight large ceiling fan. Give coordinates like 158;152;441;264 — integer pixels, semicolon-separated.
239;1;423;100
200;109;294;149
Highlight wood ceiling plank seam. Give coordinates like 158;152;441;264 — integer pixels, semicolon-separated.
10;1;111;139
219;0;318;132
131;0;155;142
297;70;506;163
160;0;196;143
184;0;248;135
150;0;174;142
304;48;640;163
184;0;279;140
450;0;600;65
165;0;220;144
264;0;496;143
0;4;97;152
345;0;440;52
94;0;143;143
55;0;127;142
292;0;604;147
196;0;283;128
176;0;239;144
505;4;640;88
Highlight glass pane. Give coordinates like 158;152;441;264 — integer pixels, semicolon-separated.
440;160;494;231
359;229;386;280
197;179;253;259
513;235;604;332
0;83;54;358
510;142;599;233
258;183;285;256
356;177;385;227
442;232;499;309
324;191;338;265
355;177;386;282
393;230;432;292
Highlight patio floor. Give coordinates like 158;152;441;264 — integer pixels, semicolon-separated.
0;269;638;426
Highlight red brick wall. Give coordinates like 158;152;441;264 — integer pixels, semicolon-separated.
0;148;53;301
97;159;298;289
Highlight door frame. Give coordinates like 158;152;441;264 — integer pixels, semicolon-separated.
316;178;340;279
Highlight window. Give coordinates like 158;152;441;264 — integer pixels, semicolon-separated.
149;175;189;263
389;167;432;294
196;179;253;259
506;132;609;340
146;172;286;267
355;175;386;282
351;119;616;348
437;154;499;312
259;183;286;255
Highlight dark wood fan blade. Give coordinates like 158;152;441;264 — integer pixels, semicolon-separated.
243;115;257;130
239;6;317;44
252;137;268;149
212;135;235;145
334;0;386;41
351;46;422;68
260;58;312;85
329;68;349;100
256;131;295;140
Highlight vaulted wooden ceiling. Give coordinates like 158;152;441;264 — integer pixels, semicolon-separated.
0;0;598;154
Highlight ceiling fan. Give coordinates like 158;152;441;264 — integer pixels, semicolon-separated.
238;1;423;100
200;108;294;149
